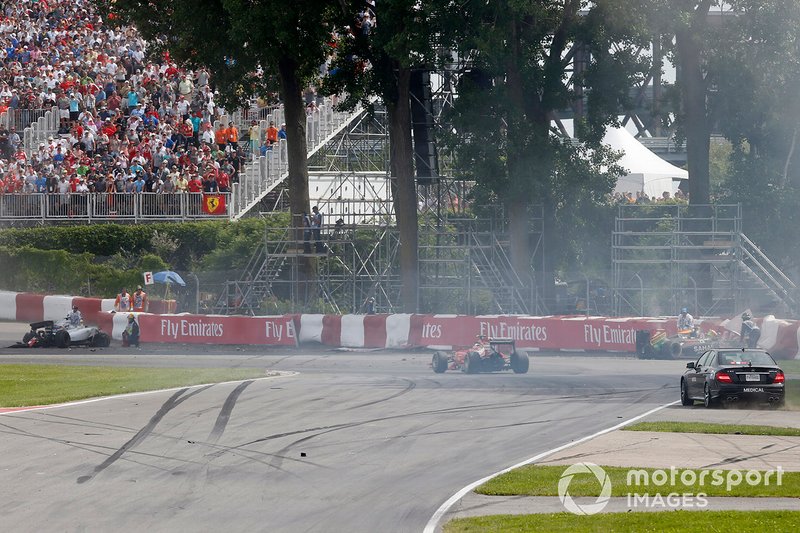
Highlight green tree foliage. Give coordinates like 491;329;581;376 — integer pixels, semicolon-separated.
323;0;444;312
441;0;649;289
687;1;800;268
0;217;289;295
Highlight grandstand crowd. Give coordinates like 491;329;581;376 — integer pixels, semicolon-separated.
0;0;248;206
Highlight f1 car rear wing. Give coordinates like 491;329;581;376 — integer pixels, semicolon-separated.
479;336;516;345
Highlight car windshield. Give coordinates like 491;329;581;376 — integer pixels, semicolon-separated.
717;351;776;366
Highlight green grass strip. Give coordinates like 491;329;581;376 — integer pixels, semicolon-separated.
477;465;800;498
623;421;800;436
780;360;800;373
444;510;800;533
0;364;267;407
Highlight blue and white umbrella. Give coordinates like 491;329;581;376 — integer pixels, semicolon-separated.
152;271;186;287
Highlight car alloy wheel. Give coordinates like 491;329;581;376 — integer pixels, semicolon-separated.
681;380;693;406
703;384;713;408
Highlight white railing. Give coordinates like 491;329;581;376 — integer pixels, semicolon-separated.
22;106;59;154
0;192;232;222
232;99;366;219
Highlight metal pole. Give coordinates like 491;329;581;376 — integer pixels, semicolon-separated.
187;272;200;314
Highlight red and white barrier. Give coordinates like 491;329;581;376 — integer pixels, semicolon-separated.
3;290;799;358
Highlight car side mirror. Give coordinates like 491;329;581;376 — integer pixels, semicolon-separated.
686;362;696;369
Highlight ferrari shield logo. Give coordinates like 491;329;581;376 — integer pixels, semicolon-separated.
202;194;226;214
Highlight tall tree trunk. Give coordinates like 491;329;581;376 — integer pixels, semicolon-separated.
387;66;419;313
677;7;712;312
278;56;316;298
677;23;710;204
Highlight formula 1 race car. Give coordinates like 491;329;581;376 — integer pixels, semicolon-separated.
637;328;736;359
19;319;111;348
431;337;529;374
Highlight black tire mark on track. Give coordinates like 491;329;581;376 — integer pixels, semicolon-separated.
346;378;416;410
216;383;674;461
77;385;212;484
207;380;253;444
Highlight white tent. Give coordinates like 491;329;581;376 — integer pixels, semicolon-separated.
602;126;688;198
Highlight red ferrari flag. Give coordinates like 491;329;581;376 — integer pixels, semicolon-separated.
202;194;227;215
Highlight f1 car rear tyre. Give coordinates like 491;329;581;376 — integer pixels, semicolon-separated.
91;333;111;348
510;351;529;374
680;380;693;406
464;351;480;374
54;330;70;349
671;342;683;358
22;331;35;344
432;351;448;373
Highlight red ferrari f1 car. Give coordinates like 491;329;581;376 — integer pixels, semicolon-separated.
431;337;529;374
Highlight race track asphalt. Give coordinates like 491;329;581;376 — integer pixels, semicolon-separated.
0;321;682;532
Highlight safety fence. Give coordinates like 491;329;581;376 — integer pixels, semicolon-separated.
0;192;232;222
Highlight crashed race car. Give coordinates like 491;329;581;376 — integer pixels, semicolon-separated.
637;328;737;359
431;337;529;374
19;319;111;348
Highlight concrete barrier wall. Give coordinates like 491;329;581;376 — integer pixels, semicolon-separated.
1;290;798;359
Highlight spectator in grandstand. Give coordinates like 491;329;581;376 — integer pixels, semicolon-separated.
278;123;287;140
248;120;260;153
266;121;279;146
215;124;227;151
227;121;239;151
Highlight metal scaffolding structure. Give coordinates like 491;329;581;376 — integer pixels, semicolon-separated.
613;204;798;318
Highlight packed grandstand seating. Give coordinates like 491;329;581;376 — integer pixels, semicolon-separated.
0;0;262;217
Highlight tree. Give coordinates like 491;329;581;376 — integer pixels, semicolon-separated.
712;0;800;269
441;1;649;304
323;1;441;312
109;0;342;288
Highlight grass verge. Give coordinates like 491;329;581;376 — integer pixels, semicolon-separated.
477;465;800;498
443;510;800;533
623;421;800;436
0;364;267;407
788;379;800;410
781;360;800;373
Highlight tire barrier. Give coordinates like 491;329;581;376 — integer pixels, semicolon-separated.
2;290;798;358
